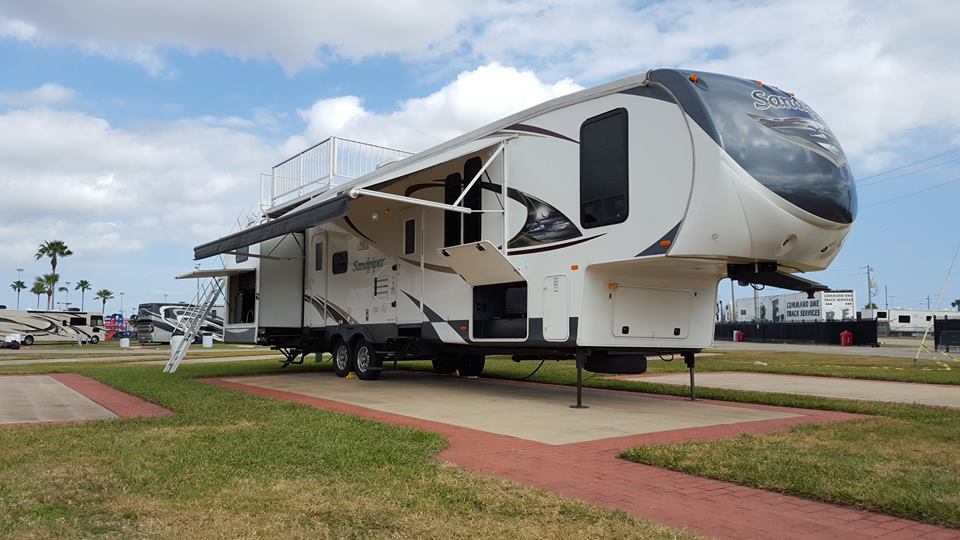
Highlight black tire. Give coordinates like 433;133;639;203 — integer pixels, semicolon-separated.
332;340;353;377
458;355;485;377
432;356;458;374
90;335;100;344
23;335;34;346
353;338;382;381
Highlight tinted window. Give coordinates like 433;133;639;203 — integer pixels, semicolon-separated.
444;173;462;247
898;315;910;323
691;71;856;223
332;251;348;275
69;317;86;326
877;311;887;318
90;316;104;326
235;245;249;263
404;219;416;255
580;108;628;228
314;242;323;271
463;157;483;243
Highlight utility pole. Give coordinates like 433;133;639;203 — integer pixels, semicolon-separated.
730;279;737;322
885;285;888;309
926;295;931;310
120;292;125;316
861;265;875;309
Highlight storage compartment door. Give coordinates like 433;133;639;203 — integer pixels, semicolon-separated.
438;240;524;286
542;275;569;342
612;286;691;339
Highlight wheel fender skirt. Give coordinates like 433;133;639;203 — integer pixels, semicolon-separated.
727;262;827;297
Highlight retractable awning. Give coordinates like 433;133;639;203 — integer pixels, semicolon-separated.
193;135;511;261
175;269;250;279
193;196;347;260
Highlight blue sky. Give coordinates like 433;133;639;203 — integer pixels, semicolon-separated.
2;1;959;315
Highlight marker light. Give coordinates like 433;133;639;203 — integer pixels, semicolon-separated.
608;282;620;290
659;240;672;247
688;73;698;82
756;80;764;86
570;264;579;270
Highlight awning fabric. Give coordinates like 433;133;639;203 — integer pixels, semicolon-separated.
194;196;347;260
175;269;249;279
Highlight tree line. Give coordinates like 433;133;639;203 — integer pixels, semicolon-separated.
8;240;115;313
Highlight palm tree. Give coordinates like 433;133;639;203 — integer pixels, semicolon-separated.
75;280;92;311
35;240;72;307
57;286;69;309
10;280;26;309
30;278;45;309
42;273;60;310
952;299;960;312
95;289;114;313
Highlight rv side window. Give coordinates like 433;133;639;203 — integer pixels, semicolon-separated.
580;108;629;228
69;317;86;326
898;315;910;323
332;251;348;274
404;219;416;255
462;157;482;243
877;311;887;318
90;316;104;326
235;245;249;263
444;173;462;247
926;315;932;321
315;242;323;271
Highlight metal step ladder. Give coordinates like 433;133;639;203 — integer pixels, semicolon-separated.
163;277;224;374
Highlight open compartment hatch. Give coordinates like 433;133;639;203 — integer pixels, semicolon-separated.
439;241;524;286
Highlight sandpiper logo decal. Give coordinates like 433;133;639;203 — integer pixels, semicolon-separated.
352;257;385;273
750;90;814;115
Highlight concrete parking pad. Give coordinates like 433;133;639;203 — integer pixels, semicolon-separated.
0;375;117;424
222;371;800;444
0;374;172;426
206;373;960;539
633;372;960;408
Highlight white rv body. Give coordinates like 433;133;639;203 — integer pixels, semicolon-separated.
194;69;857;377
859;308;958;335
0;310;106;345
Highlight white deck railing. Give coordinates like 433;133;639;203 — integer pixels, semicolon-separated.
263;137;411;209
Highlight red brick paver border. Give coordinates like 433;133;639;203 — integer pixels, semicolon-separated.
202;376;959;540
1;374;172;428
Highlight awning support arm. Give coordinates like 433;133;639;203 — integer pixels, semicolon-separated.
452;141;507;207
348;188;472;214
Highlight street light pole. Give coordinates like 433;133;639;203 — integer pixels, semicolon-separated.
16;268;23;309
120;292;125;316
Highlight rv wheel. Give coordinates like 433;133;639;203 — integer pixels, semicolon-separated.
458;355;485;377
22;335;34;346
332;340;353;377
90;336;100;344
432;356;458;374
353;339;382;381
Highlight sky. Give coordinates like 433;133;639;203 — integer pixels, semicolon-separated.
2;0;960;316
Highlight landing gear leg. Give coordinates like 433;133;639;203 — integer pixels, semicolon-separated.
683;352;696;400
570;350;589;409
279;348;304;368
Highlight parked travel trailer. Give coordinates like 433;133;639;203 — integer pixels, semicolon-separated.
191;68;856;380
859;308;958;335
136;303;224;343
0;309;106;345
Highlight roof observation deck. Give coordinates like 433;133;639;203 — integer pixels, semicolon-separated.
262;136;411;215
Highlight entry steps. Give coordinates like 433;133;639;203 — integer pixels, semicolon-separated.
163;277;224;374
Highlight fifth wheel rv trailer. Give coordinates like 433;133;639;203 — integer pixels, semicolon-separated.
191;68;856;383
136;303;224;343
0;309;106;345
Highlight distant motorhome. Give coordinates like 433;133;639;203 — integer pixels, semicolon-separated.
136;303;224;343
0;309;106;345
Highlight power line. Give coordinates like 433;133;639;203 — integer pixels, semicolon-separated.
861;176;960;210
856;146;960;183
859;154;960;188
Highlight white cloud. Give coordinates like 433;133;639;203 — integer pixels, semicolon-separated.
0;83;76;107
0;107;280;264
0;1;482;74
296;63;582;151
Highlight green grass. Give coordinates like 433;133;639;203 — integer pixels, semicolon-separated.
668;350;960;385
432;357;960;528
0;360;692;539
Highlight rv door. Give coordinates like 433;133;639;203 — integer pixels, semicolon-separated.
305;231;327;328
